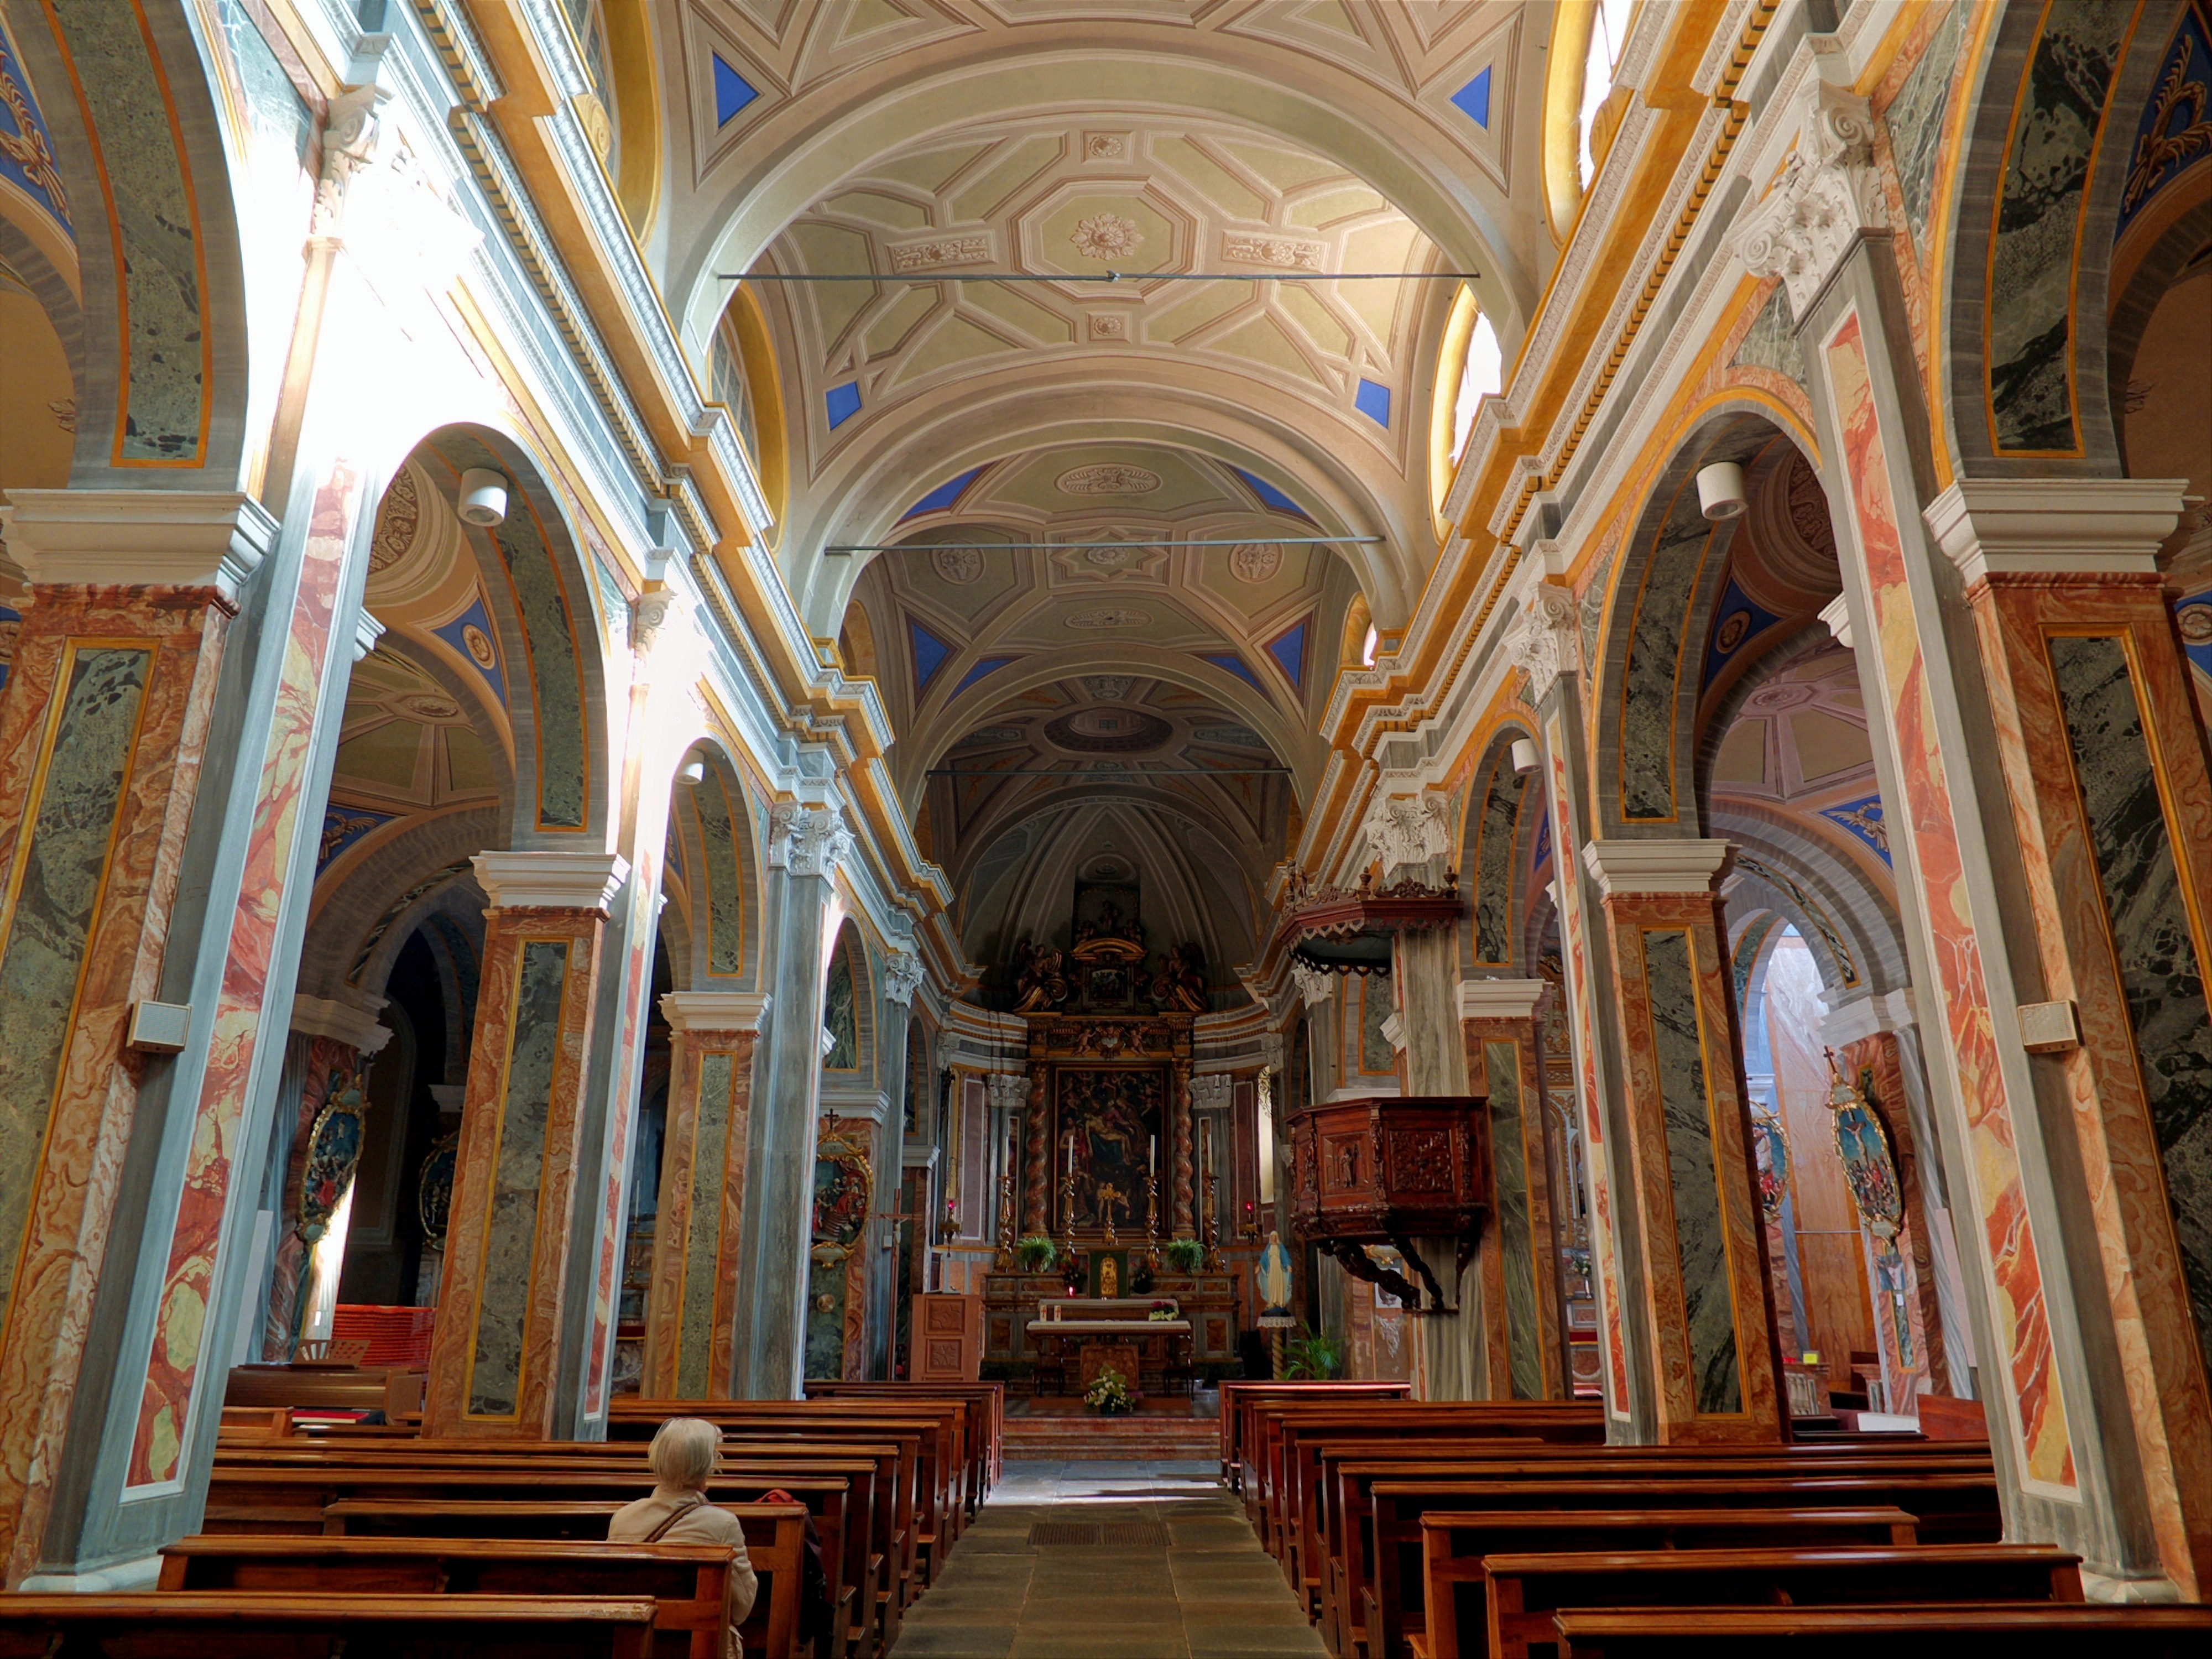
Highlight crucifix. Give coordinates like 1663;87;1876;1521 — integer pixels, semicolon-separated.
1095;1182;1126;1246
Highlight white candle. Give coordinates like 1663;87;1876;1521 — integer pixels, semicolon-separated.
1149;1135;1156;1174
1066;1135;1074;1175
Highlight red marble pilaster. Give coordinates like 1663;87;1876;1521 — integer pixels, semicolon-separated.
1957;554;2212;1598
424;854;619;1440
1585;844;1785;1446
641;993;762;1400
0;572;239;1584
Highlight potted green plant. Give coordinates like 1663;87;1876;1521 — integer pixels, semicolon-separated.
1084;1367;1135;1415
1015;1235;1058;1274
1280;1321;1346;1379
1162;1238;1205;1274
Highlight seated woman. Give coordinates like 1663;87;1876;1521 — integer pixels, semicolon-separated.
609;1417;760;1656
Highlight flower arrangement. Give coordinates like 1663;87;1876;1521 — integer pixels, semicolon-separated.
1162;1238;1205;1274
1015;1235;1059;1272
1146;1300;1176;1322
1085;1368;1135;1415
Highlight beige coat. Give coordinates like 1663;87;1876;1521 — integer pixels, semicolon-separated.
608;1486;761;1658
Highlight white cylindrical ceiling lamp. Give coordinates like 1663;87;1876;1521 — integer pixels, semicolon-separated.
1696;461;1747;521
457;468;510;526
1510;738;1541;775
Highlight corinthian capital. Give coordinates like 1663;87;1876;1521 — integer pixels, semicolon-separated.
767;803;853;880
311;84;388;236
1504;579;1580;705
1361;791;1451;877
884;950;925;1007
1734;80;1886;316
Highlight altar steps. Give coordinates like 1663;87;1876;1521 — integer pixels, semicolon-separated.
1003;1411;1219;1462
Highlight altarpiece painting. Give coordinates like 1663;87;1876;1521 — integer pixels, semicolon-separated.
1052;1065;1165;1234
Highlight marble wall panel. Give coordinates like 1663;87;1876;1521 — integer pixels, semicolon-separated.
1823;314;2075;1489
129;468;356;1487
693;775;745;976
45;0;211;461
1484;1038;1544;1400
1543;721;1631;1418
1640;928;1743;1415
1986;0;2137;451
1470;759;1526;964
2048;635;2212;1381
1968;570;2212;1594
1881;1;1967;252
0;646;150;1334
677;1051;734;1397
0;585;230;1580
467;939;570;1418
1619;495;1715;822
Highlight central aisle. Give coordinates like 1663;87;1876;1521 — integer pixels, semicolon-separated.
888;1459;1328;1658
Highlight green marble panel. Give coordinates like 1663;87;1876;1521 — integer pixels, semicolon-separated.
2049;635;2212;1380
676;1051;733;1397
0;646;149;1332
467;939;569;1416
692;774;744;977
1643;930;1743;1413
1471;761;1525;964
1485;1039;1543;1400
48;0;208;460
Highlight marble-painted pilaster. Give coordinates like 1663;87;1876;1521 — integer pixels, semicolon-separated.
1942;481;2212;1598
0;494;271;1584
869;957;920;1380
423;853;623;1439
1584;841;1785;1444
729;805;847;1400
643;992;766;1399
1460;978;1567;1400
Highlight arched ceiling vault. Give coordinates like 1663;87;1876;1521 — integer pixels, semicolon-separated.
657;2;1552;1001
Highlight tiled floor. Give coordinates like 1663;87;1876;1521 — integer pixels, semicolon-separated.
888;1460;1328;1658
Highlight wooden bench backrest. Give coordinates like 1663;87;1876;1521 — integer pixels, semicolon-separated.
0;1593;659;1659
1548;1603;2212;1659
1485;1544;2081;1659
159;1519;809;1659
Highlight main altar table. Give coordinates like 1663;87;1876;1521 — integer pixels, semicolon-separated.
1024;1312;1194;1397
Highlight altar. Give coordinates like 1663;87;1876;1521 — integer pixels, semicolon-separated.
1022;1298;1193;1398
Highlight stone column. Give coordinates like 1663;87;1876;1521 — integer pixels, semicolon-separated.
1932;479;2212;1593
1022;1057;1050;1238
1506;571;1655;1440
1582;839;1785;1445
1171;1055;1196;1238
423;853;624;1439
869;952;922;1379
1762;112;2209;1577
730;804;849;1400
1460;978;1569;1400
0;493;274;1583
642;991;768;1399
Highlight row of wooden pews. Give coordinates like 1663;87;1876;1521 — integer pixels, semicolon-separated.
1232;1384;2211;1659
0;1380;1001;1659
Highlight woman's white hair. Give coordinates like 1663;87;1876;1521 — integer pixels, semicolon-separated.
648;1417;722;1490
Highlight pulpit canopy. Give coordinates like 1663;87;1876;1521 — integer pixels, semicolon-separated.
1285;1094;1490;1314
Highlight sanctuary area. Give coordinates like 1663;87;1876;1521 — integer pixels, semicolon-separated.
0;0;2208;1651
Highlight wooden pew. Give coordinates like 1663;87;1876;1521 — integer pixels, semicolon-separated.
158;1532;806;1659
204;1465;868;1659
1351;1469;2002;1659
0;1593;660;1658
1311;1443;1994;1652
1483;1544;2080;1659
1415;1509;1922;1659
614;1399;957;1576
806;1381;1003;1504
1222;1382;1415;1489
1548;1603;2212;1658
226;1361;424;1425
